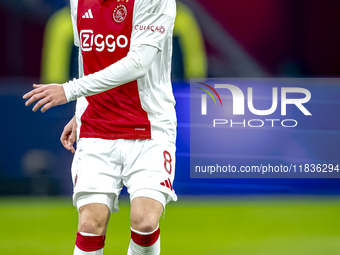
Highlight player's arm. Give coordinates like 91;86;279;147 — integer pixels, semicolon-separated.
23;44;158;112
63;45;158;102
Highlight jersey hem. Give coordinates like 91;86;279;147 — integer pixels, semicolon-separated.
79;133;151;140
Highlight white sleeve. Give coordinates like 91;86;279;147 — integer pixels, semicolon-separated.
62;44;158;102
131;0;176;51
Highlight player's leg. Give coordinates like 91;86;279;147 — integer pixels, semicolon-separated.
73;200;111;255
71;138;124;254
128;196;164;255
123;139;177;255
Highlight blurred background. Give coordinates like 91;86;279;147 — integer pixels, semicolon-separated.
0;0;340;254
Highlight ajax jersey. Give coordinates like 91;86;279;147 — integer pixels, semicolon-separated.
69;0;177;142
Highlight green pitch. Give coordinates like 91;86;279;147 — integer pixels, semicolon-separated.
0;196;339;255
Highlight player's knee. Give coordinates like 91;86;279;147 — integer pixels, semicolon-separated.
134;221;157;233
79;215;108;235
78;203;110;235
130;197;163;232
79;220;101;234
130;213;160;233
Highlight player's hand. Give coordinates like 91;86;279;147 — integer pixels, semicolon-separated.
23;84;68;113
60;116;77;153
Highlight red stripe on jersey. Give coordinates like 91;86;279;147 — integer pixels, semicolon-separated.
131;228;160;247
77;0;151;140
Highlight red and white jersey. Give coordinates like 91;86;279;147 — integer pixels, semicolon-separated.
68;0;177;142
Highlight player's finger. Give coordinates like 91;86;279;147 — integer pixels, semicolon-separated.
63;142;72;151
61;133;70;148
66;138;75;153
61;140;68;149
68;137;75;153
32;97;50;112
61;127;73;148
67;133;75;147
67;131;76;152
25;92;45;106
71;124;77;141
60;130;70;144
23;85;45;99
41;101;54;113
33;84;44;88
62;134;73;151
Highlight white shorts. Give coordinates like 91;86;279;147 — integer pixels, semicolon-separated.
71;138;177;212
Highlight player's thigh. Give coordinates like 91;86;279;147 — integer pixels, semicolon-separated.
124;139;177;204
130;196;163;232
78;203;111;235
71;138;124;213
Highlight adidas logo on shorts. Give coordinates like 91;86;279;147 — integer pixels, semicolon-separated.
160;178;173;191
